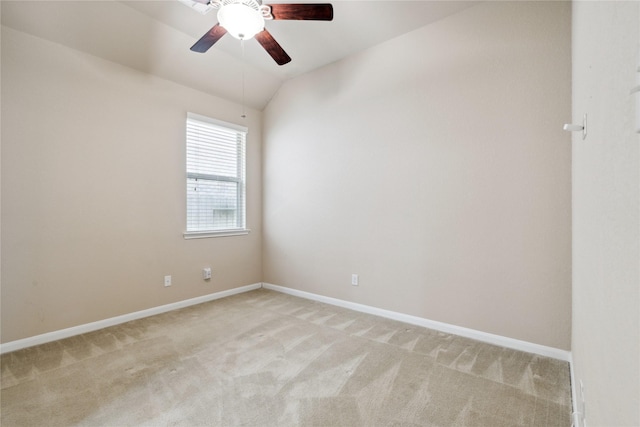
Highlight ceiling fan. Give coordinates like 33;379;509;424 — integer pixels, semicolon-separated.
188;0;333;66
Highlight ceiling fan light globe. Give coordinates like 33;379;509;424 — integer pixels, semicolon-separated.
218;3;264;40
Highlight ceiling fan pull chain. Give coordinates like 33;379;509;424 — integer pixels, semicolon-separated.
241;38;246;119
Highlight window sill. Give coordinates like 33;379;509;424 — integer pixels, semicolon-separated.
183;229;251;239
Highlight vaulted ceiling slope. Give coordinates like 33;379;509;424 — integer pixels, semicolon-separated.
1;1;476;110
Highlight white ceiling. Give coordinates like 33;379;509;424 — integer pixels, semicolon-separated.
1;0;476;109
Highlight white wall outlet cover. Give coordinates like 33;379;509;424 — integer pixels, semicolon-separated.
164;275;172;287
203;268;212;280
351;274;359;286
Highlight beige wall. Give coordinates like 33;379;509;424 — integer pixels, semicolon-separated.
1;27;263;343
2;2;575;353
263;1;572;349
571;1;640;425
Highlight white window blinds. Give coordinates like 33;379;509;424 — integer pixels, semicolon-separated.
186;113;247;234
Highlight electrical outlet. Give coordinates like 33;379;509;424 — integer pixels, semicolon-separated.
351;274;359;286
164;275;172;287
203;267;212;280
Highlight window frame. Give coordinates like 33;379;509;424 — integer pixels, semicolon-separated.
183;112;250;239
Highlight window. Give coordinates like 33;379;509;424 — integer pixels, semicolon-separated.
184;113;248;238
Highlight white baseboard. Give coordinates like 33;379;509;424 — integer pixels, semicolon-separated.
0;283;262;354
2;280;572;364
262;283;571;362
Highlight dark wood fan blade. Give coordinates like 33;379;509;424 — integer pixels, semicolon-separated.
268;3;333;21
255;29;291;65
190;24;227;53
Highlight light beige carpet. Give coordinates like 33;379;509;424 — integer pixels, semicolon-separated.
1;288;572;426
